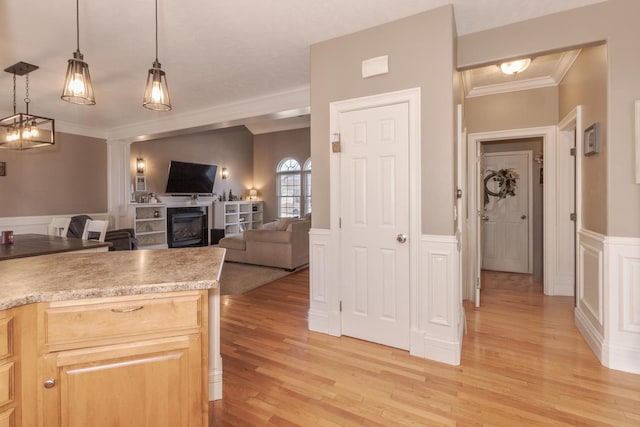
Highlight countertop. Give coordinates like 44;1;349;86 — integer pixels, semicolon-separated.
0;246;225;310
0;233;112;261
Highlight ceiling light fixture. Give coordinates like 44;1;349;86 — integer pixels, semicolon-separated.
0;62;55;150
143;0;172;111
499;58;532;75
61;0;96;105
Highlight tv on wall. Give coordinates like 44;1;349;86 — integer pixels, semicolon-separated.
165;160;218;194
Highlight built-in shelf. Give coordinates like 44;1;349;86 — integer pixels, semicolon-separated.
131;204;167;249
213;201;263;237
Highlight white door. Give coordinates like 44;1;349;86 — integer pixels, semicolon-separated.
339;102;410;350
482;152;531;273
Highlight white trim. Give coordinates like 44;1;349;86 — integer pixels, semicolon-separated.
635;100;640;184
467;126;561;302
326;88;423;355
107;86;310;142
0;213;112;235
308;228;341;336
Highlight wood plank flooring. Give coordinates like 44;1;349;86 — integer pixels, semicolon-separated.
210;269;640;426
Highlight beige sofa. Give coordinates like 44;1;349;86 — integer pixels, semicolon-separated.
218;217;310;270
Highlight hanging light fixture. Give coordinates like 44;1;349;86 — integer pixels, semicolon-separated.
143;0;172;111
0;62;55;150
61;0;96;105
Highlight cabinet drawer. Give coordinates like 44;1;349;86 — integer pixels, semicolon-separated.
42;293;203;351
0;319;11;360
0;362;13;407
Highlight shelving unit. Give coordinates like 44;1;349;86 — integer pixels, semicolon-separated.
213;201;263;237
131;204;167;249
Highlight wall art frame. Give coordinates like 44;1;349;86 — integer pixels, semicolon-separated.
584;122;600;156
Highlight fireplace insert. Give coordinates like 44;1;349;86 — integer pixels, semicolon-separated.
167;207;208;248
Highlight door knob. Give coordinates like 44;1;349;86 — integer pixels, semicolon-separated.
44;379;56;389
481;215;489;221
396;234;407;243
521;215;527;220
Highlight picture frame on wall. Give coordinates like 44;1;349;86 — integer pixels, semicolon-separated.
135;175;147;192
584;122;600;156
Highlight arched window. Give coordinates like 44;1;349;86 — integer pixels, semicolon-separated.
303;158;312;215
277;158;301;217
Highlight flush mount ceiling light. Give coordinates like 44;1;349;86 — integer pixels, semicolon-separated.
0;62;55;150
61;0;96;105
143;0;172;111
499;58;532;75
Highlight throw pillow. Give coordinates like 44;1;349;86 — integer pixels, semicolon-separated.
275;217;297;231
260;221;278;231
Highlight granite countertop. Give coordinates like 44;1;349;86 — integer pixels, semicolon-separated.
0;246;225;310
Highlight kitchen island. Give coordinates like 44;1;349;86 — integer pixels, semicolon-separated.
0;246;224;426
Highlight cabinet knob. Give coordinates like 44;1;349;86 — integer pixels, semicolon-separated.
44;379;56;389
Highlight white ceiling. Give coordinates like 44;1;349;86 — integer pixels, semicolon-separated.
0;0;604;138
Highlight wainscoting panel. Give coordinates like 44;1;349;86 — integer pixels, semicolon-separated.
604;236;640;374
413;235;461;365
575;230;605;360
308;228;340;336
0;213;112;235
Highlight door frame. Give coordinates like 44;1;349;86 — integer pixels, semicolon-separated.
482;150;534;274
467;126;563;300
329;87;421;340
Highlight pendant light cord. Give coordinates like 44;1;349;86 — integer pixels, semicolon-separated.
76;0;80;52
155;0;159;62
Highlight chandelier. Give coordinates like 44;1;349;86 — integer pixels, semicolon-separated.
0;62;55;150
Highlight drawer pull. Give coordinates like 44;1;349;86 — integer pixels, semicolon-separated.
111;306;144;313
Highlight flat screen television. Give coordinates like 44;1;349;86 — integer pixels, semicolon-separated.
165;160;217;194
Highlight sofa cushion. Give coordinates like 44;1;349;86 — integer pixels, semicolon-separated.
219;236;246;251
260;221;278;231
244;229;292;244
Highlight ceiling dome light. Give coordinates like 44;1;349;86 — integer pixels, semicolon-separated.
500;58;532;75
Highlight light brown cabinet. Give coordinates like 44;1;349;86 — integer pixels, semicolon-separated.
36;291;208;426
0;290;208;427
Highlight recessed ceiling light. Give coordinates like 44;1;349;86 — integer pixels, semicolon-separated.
500;58;532;75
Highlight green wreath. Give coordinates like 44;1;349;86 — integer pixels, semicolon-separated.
484;168;519;205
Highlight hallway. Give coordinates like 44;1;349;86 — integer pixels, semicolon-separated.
211;269;640;426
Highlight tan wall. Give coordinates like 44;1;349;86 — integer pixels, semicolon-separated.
465;87;559;134
253;128;310;222
311;6;457;233
559;44;608;234
0;132;107;217
458;0;640;237
131;126;253;200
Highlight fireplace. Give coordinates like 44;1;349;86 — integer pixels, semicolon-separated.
167;207;208;248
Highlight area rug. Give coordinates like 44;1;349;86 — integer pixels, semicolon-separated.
219;262;293;295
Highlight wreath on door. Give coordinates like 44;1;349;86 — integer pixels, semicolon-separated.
484;168;519;205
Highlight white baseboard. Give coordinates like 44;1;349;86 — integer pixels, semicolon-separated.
208;365;223;400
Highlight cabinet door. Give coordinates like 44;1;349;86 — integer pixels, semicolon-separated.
40;335;204;427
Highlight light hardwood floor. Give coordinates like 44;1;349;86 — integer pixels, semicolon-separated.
211;269;640;426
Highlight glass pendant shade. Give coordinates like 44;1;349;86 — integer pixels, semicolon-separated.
143;61;171;111
62;50;96;105
0;113;55;150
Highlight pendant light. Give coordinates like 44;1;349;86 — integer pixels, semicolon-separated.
143;0;172;111
61;0;96;105
1;62;55;150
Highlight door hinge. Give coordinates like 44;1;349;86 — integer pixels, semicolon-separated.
339;217;342;228
570;212;576;222
570;147;576;156
331;133;342;153
339;301;342;312
476;277;480;289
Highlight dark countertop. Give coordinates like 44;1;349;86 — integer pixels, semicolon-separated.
0;233;112;261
